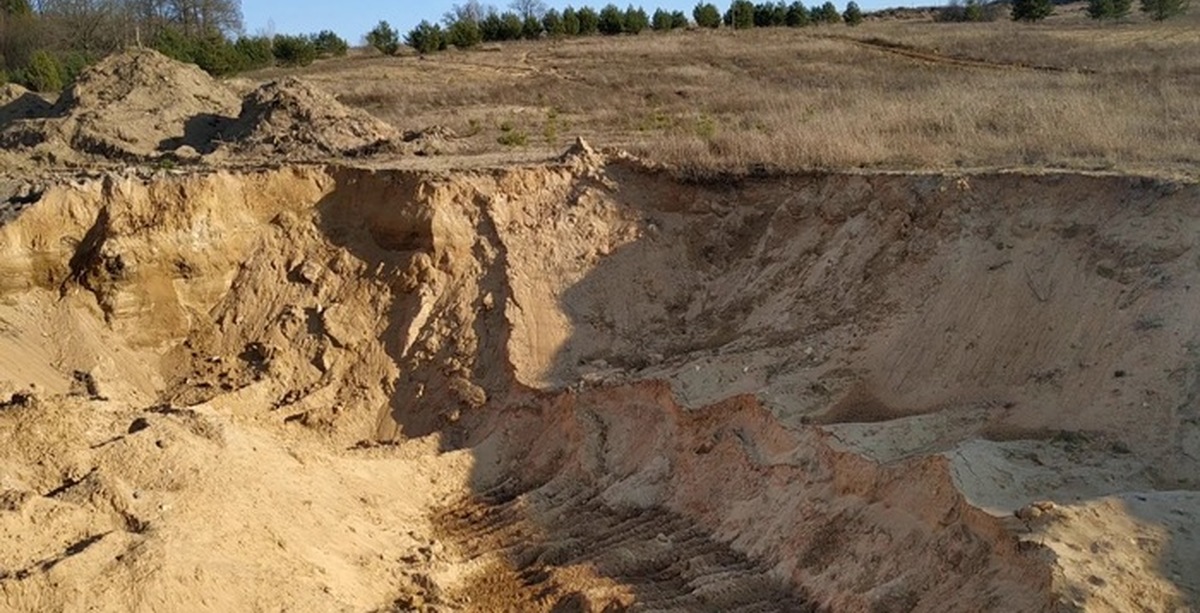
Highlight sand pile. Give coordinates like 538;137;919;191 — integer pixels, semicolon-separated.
0;51;414;164
0;155;1197;611
217;77;401;159
0;49;241;160
0;84;53;128
401;125;460;157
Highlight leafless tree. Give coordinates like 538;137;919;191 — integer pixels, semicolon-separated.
508;0;545;18
1;1;40;68
162;0;242;36
445;0;489;24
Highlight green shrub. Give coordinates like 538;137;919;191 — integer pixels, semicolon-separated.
598;4;626;34
153;30;248;75
843;1;864;24
153;28;197;64
965;0;985;19
543;8;566;36
562;6;583;34
522;14;543;39
480;12;503;40
578;6;601;33
696;2;720;25
311;30;349;57
448;18;483;47
272;34;317;66
694;2;722;26
499;12;524;39
652;7;673;29
1011;0;1053;20
624;6;650;32
543;107;560;145
235;36;275;70
59;51;91;83
754;2;788;25
725;0;755;27
480;11;527;41
193;35;245;75
653;7;690;29
497;121;528;146
23;50;63;92
406;20;446;54
695;114;717;140
786;1;811;24
366;20;401;55
938;0;1002;21
1140;0;1188;19
817;0;842;22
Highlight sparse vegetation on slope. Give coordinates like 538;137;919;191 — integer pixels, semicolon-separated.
281;13;1200;177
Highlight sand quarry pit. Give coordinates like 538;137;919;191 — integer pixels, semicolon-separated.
1;51;1199;613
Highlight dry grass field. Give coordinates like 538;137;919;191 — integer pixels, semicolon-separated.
248;5;1200;177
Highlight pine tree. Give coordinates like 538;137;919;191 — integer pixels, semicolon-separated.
843;1;864;24
1011;0;1053;20
652;8;673;29
726;0;756;28
624;5;650;33
578;6;601;33
542;8;565;36
1012;0;1051;20
1140;0;1188;20
964;0;985;20
786;1;811;25
562;7;582;35
405;21;446;55
366;21;400;55
818;1;841;22
522;14;542;39
693;2;723;27
598;4;626;34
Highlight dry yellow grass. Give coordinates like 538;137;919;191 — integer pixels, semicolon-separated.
252;7;1200;176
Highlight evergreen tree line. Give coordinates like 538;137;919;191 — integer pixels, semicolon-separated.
1009;0;1188;21
1084;0;1186;20
4;0;1190;93
934;0;1005;22
382;0;866;56
1;0;350;92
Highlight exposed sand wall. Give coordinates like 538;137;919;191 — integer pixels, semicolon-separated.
1;158;1197;611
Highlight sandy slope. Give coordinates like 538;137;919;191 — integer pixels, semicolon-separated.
1;152;1198;611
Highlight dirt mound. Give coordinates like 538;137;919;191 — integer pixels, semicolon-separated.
0;52;409;164
0;84;53;128
401;125;460;156
0;49;240;160
217;77;400;159
0;157;1197;611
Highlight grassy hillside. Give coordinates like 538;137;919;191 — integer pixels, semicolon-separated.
256;6;1200;176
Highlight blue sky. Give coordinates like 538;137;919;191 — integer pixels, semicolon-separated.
241;0;923;43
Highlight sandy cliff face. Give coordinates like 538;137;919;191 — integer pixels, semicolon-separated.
1;156;1197;611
